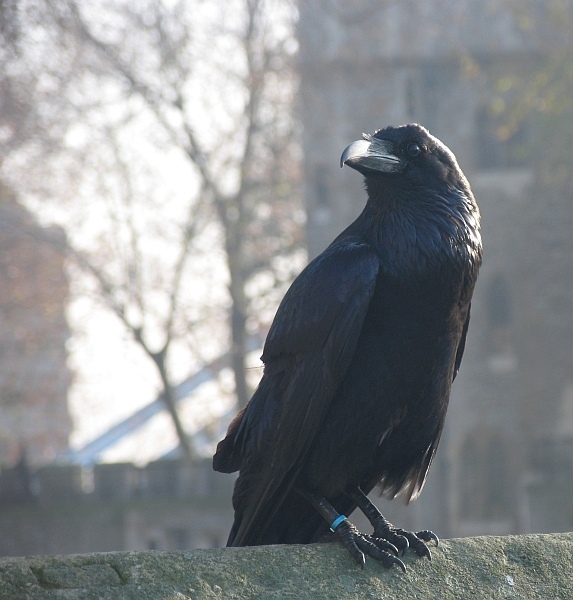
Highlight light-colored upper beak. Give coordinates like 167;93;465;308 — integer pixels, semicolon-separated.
340;133;403;173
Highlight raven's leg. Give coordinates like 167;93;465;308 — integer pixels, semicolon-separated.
299;490;405;571
350;488;439;560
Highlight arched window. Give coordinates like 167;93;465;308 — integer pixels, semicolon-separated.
486;273;517;372
488;273;511;348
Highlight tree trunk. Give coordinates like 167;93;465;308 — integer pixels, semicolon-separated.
153;352;194;460
231;294;250;409
227;232;251;409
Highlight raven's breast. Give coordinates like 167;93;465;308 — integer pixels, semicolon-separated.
300;273;466;499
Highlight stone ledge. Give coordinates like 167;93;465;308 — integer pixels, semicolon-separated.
1;533;572;599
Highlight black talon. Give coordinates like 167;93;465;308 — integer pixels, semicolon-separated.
416;530;440;546
383;533;408;556
363;535;400;557
416;542;432;560
334;520;408;570
392;556;407;573
395;529;434;560
335;520;366;567
364;544;407;572
375;528;409;556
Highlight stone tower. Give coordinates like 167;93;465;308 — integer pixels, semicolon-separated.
0;187;72;466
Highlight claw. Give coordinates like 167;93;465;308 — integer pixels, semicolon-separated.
392;556;407;573
417;530;440;546
364;546;406;572
372;528;409;556
395;529;435;560
415;541;432;560
336;520;407;571
395;535;409;556
368;536;400;557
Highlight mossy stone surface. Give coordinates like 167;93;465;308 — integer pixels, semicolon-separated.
0;533;572;599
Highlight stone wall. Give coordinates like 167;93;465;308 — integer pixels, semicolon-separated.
0;533;571;599
0;459;234;557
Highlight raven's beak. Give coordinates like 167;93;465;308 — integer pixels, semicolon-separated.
340;133;403;174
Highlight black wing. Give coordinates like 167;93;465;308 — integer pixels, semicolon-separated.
214;240;379;545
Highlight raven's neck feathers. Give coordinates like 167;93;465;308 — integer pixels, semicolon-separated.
358;181;482;279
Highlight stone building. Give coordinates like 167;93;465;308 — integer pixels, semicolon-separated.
297;0;573;537
0;186;72;466
0;459;233;556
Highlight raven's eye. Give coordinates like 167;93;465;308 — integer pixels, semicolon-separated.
407;143;421;157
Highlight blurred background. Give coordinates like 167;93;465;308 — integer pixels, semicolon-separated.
0;0;572;556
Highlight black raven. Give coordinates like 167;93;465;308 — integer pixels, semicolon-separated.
213;124;482;569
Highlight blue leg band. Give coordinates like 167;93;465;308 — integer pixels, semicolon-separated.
330;514;347;532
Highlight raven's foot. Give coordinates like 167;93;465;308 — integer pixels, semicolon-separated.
299;489;406;570
334;519;405;571
350;488;438;560
373;524;439;560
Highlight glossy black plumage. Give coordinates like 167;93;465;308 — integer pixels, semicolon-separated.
213;124;482;566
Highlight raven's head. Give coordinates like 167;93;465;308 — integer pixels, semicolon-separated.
341;123;467;191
